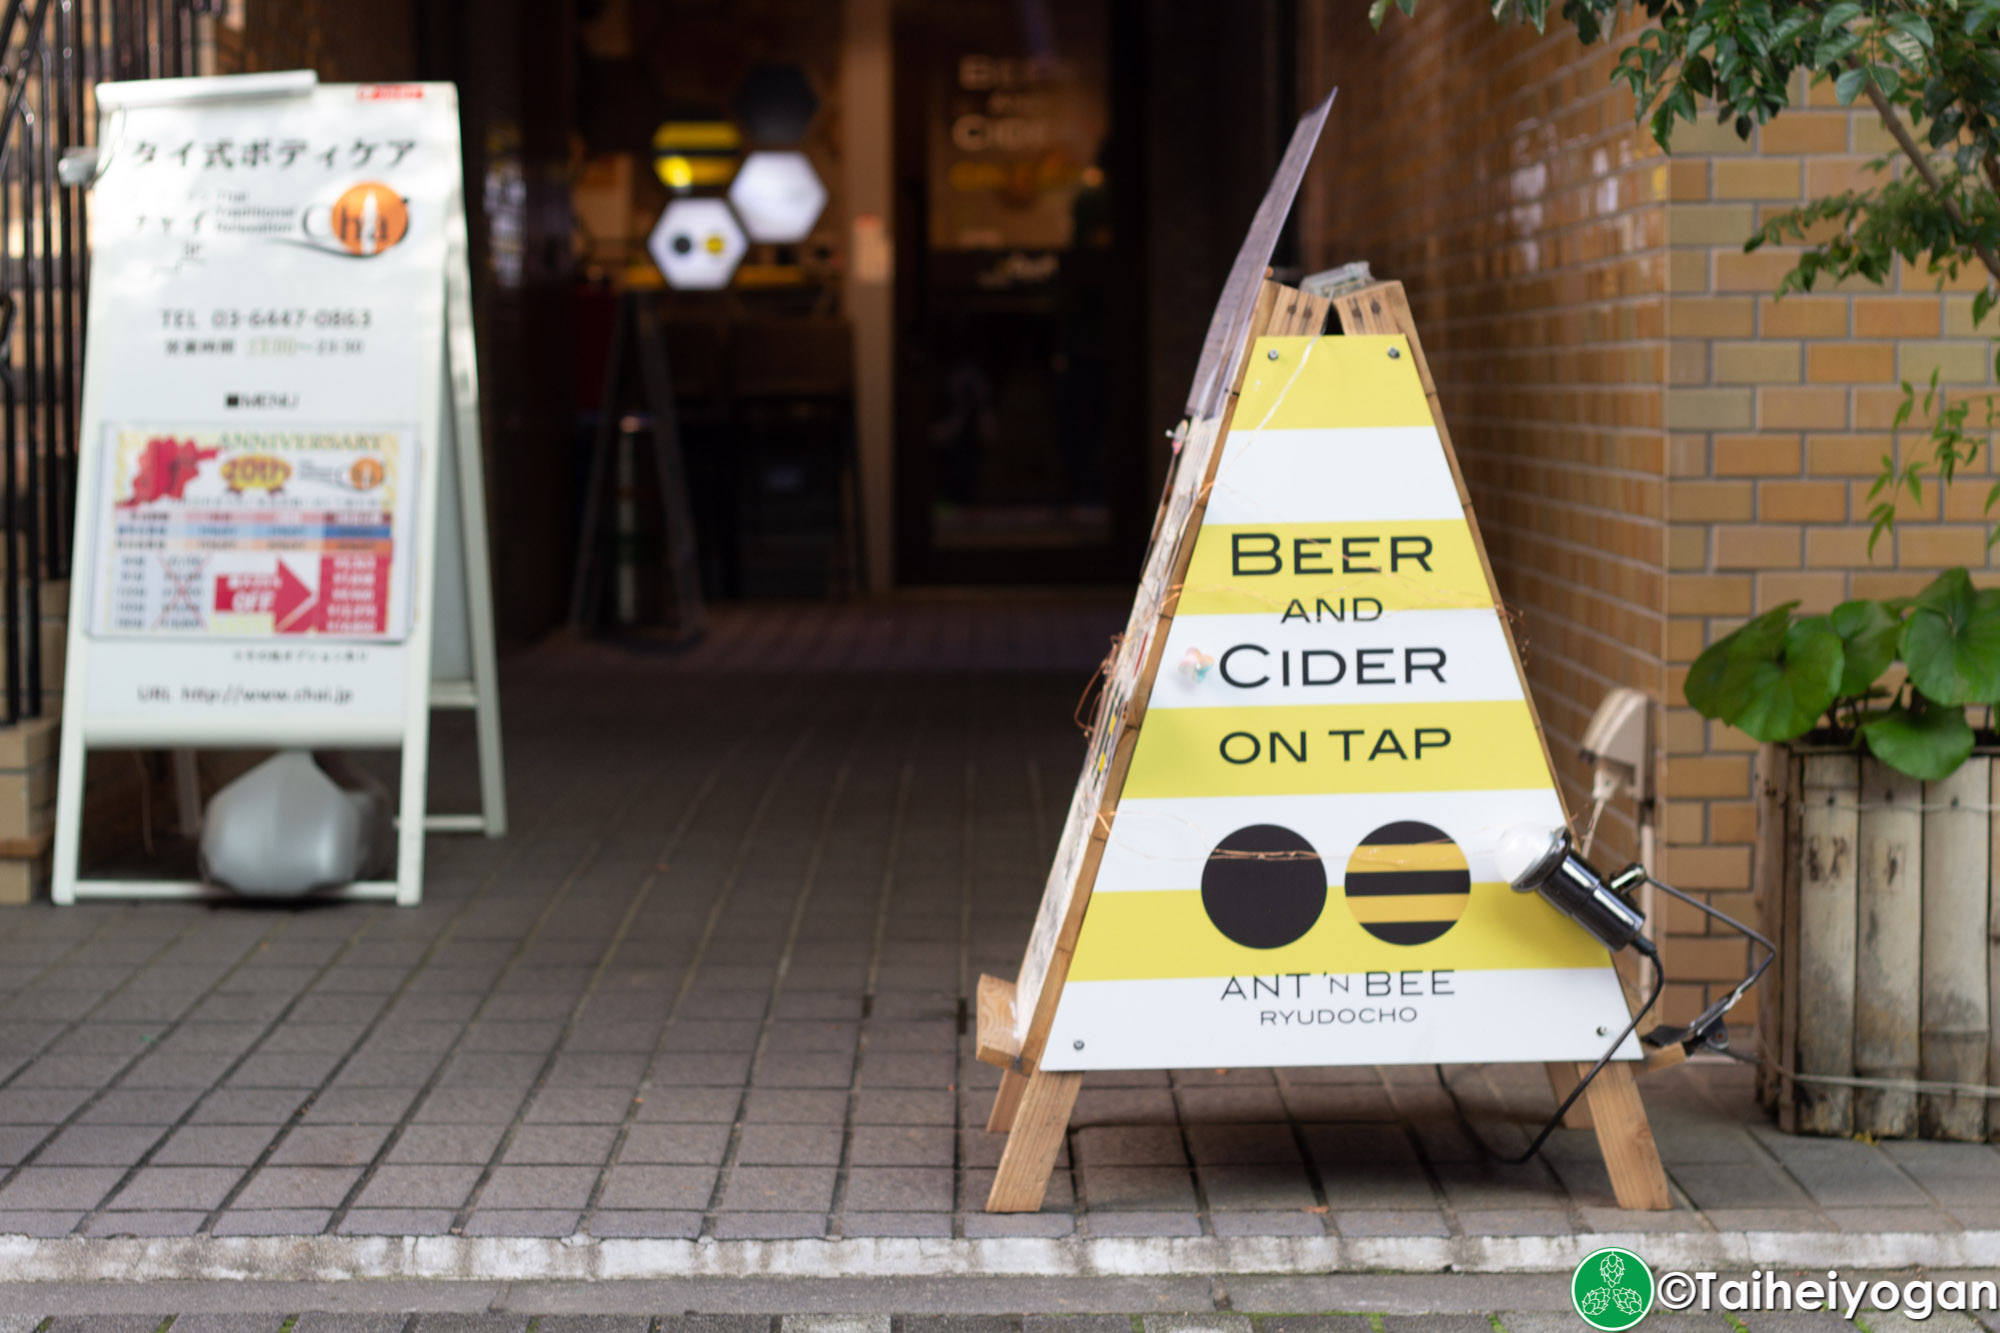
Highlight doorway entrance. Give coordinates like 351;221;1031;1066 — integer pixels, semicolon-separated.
891;0;1147;585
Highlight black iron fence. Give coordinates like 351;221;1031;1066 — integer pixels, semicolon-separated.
0;0;210;725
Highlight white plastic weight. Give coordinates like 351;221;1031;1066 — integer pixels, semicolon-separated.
199;750;389;897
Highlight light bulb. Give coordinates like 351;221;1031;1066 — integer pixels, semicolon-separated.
1496;822;1565;892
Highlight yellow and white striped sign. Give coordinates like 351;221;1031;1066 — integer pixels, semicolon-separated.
1036;335;1638;1071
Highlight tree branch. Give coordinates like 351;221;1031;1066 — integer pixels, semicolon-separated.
1861;77;2000;286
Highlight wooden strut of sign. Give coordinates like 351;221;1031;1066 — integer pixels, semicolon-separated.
976;278;1672;1215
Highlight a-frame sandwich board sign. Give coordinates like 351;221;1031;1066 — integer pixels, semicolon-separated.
51;71;506;907
974;277;1672;1214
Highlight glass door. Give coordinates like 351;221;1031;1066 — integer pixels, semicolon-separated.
893;0;1143;584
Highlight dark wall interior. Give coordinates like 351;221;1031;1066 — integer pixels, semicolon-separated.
419;0;579;641
1138;0;1297;494
221;0;1302;631
226;0;578;643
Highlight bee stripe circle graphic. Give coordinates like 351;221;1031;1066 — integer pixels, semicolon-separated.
1342;820;1470;945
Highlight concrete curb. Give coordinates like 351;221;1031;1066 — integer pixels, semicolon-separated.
0;1229;1995;1282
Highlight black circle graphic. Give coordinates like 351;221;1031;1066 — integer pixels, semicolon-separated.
671;233;694;255
1201;824;1327;949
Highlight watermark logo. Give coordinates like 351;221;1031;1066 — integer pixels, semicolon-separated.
1571;1247;1654;1330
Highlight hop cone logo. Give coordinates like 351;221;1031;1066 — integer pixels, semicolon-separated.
1570;1247;1653;1330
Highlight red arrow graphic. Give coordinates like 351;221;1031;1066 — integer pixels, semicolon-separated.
272;560;321;634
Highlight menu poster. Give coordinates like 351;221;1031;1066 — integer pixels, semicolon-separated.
91;426;417;642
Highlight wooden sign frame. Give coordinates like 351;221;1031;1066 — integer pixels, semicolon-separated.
975;278;1672;1215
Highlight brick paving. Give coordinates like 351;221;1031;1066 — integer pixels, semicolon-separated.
0;1298;1991;1331
0;603;1996;1251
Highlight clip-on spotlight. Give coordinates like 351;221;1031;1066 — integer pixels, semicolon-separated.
1500;825;1651;955
1441;824;1775;1165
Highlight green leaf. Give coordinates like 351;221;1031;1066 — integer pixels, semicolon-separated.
1835;65;1869;104
1773;10;1815;43
1894;383;1916;430
1886;12;1936;49
1882;29;1926;69
1817;31;1864;65
1731;615;1845;741
1686;604;1842;741
1827;600;1901;695
1683;611;1758;721
1902;568;2000;704
1821;1;1864;34
1861;695;1976;780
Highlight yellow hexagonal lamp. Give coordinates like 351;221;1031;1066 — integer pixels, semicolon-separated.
650;119;741;191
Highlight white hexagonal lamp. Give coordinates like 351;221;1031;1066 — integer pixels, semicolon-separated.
648;198;747;290
726;150;828;245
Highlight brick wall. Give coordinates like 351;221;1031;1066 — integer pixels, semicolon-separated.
1300;3;1998;1030
1658;73;1998;1019
1296;2;1679;996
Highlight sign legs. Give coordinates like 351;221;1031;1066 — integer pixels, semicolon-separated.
453;348;508;840
435;247;508;840
978;1059;1671;1215
986;1068;1028;1134
395;724;431;908
1545;1060;1595;1129
985;1068;1083;1214
1582;1061;1672;1210
49;715;87;906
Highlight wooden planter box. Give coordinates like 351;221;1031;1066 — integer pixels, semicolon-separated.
1753;742;2000;1140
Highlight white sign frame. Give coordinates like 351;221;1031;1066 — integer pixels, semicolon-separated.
52;71;506;907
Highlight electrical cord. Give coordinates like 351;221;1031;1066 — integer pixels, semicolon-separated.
1713;1046;2000;1099
1436;865;1777;1165
1440;860;1784;1160
1435;936;1664;1165
1641;875;1774;1053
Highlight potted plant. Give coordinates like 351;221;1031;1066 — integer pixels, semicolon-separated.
1684;567;2000;784
1680;568;2000;1144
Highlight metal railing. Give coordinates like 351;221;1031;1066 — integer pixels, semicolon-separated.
0;0;208;724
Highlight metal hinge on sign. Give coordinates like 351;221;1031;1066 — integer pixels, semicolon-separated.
1300;261;1375;300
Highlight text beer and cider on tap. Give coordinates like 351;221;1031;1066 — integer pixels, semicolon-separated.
1216;527;1450;766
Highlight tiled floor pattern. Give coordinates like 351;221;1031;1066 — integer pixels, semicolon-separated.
0;611;1996;1245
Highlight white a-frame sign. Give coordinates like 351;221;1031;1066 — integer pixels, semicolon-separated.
53;71;506;906
975;278;1673;1216
969;98;1664;1219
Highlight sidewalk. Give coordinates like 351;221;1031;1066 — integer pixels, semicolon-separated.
0;603;1997;1281
3;1278;1998;1329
